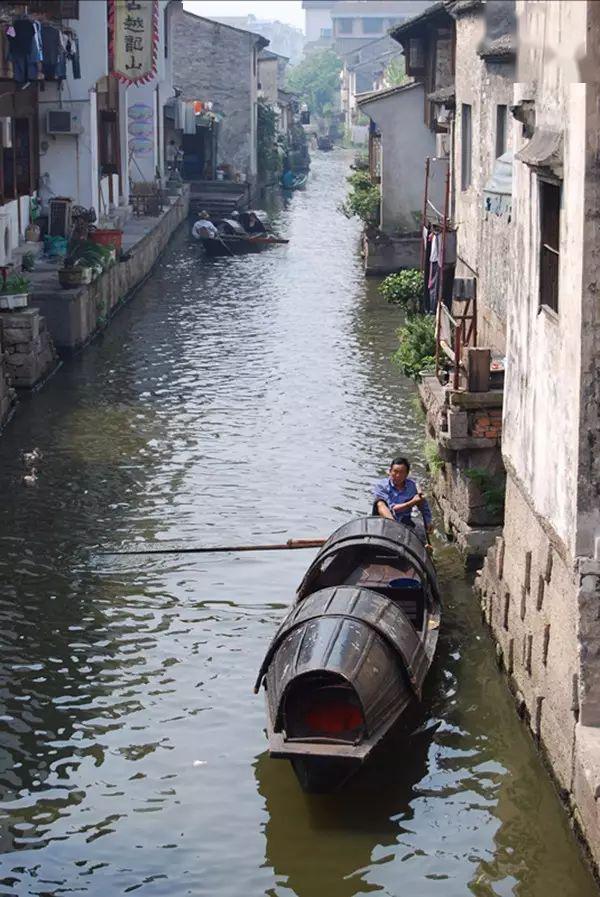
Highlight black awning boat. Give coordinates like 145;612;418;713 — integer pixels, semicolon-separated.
195;211;288;257
255;516;441;792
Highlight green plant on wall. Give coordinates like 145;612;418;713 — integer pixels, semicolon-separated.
379;269;424;311
392;315;436;380
257;100;281;178
465;467;506;517
342;170;380;227
424;438;444;474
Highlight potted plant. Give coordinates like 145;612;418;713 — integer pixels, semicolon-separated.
58;262;94;288
0;273;30;309
25;197;41;243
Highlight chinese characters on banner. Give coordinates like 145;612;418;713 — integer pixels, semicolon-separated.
109;0;158;85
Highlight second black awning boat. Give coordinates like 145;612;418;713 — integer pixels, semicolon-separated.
255;516;441;792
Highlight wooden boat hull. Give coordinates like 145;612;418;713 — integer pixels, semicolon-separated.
256;516;441;792
197;235;288;257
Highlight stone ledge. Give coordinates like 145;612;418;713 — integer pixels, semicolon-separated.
438;432;500;451
449;388;504;409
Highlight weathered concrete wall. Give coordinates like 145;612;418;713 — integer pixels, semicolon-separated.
258;57;279;105
30;192;189;354
172;8;262;182
359;83;444;234
504;3;586;557
474;0;600;874
453;5;515;354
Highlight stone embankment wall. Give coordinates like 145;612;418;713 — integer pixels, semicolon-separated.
32;192;189;354
419;375;504;566
0;350;16;430
0;310;58;389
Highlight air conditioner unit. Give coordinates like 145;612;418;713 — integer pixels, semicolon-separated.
47;109;80;135
436;132;450;159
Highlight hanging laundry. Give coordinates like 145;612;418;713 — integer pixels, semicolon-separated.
64;32;80;79
184;103;196;135
41;22;66;80
7;17;42;83
193;100;203;114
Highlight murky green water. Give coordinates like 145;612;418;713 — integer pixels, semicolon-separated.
0;152;596;896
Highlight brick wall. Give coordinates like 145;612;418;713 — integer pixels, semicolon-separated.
471;408;503;440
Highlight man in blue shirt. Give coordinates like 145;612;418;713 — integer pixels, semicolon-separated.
372;456;433;534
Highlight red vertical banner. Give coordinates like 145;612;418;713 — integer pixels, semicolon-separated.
109;0;158;86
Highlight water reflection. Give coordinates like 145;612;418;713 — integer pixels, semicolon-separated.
0;152;595;896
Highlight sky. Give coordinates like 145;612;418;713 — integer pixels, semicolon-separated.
182;1;305;31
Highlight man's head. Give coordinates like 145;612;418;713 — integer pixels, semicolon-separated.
248;212;256;223
389;456;410;487
198;210;210;220
231;211;240;220
169;139;176;146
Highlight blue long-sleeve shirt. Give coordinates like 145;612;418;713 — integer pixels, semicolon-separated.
372;477;432;526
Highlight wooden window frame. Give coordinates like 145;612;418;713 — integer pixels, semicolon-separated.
538;177;561;315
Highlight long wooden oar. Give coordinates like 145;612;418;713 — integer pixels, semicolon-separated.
98;538;326;557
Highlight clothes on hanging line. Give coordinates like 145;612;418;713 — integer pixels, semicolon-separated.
5;17;80;83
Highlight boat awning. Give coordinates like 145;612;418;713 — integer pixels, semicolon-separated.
483;151;513;216
515;128;563;176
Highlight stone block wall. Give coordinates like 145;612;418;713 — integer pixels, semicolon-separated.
419;375;504;564
476;473;579;790
0;348;16;428
0;309;57;389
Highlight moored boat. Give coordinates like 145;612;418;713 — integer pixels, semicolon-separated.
255;516;441;792
194;211;289;257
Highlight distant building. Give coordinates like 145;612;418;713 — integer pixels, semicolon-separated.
331;1;431;54
340;34;405;140
303;0;341;47
210;14;304;64
171;6;268;188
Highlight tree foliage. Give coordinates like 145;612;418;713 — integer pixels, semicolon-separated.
342;170;380;227
286;49;342;116
384;57;408;88
257;100;280;178
379;270;425;312
392;315;436;380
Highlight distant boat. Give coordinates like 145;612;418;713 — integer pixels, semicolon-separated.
281;173;308;191
316;136;333;151
255;516;442;792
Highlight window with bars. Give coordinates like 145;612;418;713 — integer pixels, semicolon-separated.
539;179;561;314
461;103;472;190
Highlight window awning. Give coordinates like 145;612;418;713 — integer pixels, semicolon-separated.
515;128;563;176
483;151;512;216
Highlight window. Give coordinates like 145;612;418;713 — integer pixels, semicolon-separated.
320;27;332;38
539;179;561;314
408;38;424;69
461;103;472;190
496;104;507;158
363;17;383;34
337;18;353;34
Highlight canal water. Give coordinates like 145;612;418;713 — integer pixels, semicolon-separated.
0;152;596;897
